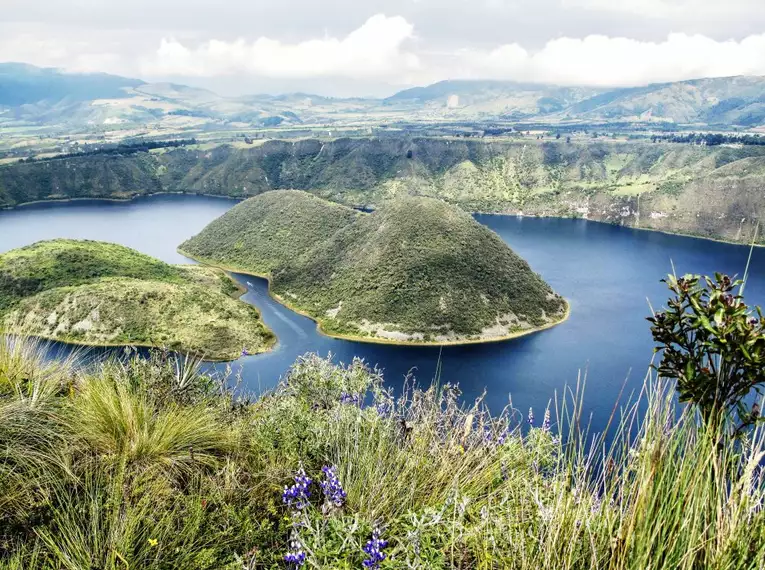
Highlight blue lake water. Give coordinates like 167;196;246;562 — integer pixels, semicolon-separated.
1;194;763;434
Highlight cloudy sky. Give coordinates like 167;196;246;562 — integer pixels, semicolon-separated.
2;0;765;96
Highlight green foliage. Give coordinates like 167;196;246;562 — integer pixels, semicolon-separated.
0;240;274;360
0;239;184;311
649;273;765;430
183;191;567;342
0;338;764;569
277;194;567;337
179;189;359;275
3;138;765;245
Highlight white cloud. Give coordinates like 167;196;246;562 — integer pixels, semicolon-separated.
450;33;765;86
3;14;765;94
140;14;420;80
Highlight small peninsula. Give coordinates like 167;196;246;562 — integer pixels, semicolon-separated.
180;190;568;344
0;240;274;360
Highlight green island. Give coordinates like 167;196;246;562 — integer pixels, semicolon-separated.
0;239;274;360
180;190;568;344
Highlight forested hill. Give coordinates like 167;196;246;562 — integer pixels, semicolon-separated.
2;137;765;244
181;191;567;343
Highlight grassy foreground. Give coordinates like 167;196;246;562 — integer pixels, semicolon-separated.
181;191;567;343
0;336;762;569
0;240;274;360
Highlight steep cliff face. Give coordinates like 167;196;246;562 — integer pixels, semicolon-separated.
2;138;764;243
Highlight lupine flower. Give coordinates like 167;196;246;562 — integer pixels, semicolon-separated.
284;536;306;568
241;347;250;357
362;527;389;569
375;401;391;416
340;392;360;405
282;469;312;510
542;408;551;432
497;423;509;445
528;407;534;426
483;425;493;444
320;465;347;508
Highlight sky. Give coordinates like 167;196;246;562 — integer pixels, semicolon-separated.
2;0;765;97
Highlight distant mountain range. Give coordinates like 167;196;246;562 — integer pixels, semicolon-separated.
1;62;765;129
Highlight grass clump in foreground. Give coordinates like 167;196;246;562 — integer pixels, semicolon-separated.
0;239;274;360
181;190;567;344
1;289;764;568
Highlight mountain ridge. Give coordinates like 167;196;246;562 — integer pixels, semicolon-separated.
3;62;765;128
3;137;765;245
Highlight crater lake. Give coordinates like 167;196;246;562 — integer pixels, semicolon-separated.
2;194;763;434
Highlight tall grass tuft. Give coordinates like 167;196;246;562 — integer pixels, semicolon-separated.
0;339;763;568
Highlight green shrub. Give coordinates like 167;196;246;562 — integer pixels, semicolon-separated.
649;273;765;431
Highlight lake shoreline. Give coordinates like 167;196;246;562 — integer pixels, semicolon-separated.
177;249;571;348
2;190;760;249
0;191;241;210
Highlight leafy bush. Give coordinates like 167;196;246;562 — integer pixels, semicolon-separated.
649;273;765;431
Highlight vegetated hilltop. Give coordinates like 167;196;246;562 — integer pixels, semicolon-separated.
0;239;274;359
4;137;765;244
178;189;360;275
181;191;567;343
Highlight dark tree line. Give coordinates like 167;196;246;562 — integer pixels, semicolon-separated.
653;133;765;146
19;139;198;163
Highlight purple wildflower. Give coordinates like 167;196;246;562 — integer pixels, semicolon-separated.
483;425;493;444
241;347;250;357
542;408;551;432
340;392;361;405
528;407;534;426
284;535;306;568
375;401;391;416
320;465;347;508
282;468;312;510
362;527;389;569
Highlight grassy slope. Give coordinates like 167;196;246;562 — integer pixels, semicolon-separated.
182;192;567;343
178;189;360;274
4;138;765;243
0;341;763;569
0;240;274;360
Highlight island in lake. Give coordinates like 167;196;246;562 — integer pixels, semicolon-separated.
0;239;275;360
180;190;568;344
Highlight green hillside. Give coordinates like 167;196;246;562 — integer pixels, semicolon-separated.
3;137;765;244
0;240;274;359
178;190;360;275
181;192;567;343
